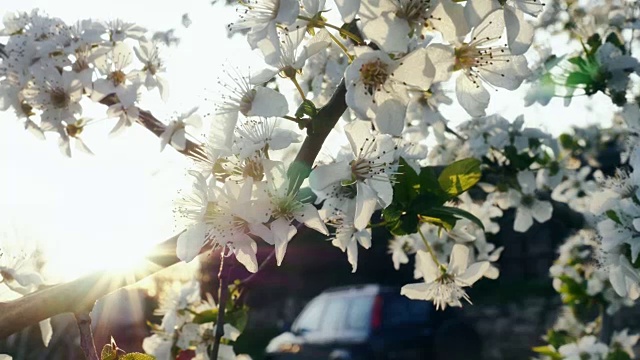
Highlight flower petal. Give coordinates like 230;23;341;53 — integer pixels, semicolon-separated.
177;222;207;262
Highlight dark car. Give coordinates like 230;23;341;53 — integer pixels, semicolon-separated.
264;284;481;360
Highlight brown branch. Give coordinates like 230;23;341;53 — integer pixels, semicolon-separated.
74;312;99;360
0;233;182;339
0;79;350;339
210;251;230;359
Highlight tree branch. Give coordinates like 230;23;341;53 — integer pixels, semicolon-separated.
74;312;99;360
0;233;182;339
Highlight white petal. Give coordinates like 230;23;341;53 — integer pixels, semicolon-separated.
425;44;455;83
517;170;536;194
456;74;490;117
514;206;533;232
271;218;297;266
457;261;490;286
610;263;628;297
416;250;439;283
275;0;300;24
354;182;378;231
250;68;279;84
344;119;374;154
296;204;329;235
372;99;407;136
504;6;533;55
249;222;274;244
449;244;470;276
249;87;289;117
210;111;238;152
361;12;410;53
430;0;470;42
308;161;351;191
465;1;502;29
471;8;506;41
39;318;53;347
401;283;431;300
177;222;207;262
393;48;435;89
335;0;361;22
346;235;359;272
531;200;553;223
233;235;258;273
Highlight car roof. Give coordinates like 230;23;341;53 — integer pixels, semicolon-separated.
320;284;398;297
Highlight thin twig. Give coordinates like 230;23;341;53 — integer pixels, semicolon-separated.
210;251;229;359
74;312;99;360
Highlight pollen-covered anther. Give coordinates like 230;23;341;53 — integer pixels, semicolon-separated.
49;87;70;109
108;70;127;86
359;59;390;95
65;122;83;137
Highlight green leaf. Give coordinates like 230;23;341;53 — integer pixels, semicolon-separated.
287;161;312;193
295;99;318;119
120;354;156;360
226;307;249;332
118;353;156;360
192;309;218;324
532;345;561;359
394;158;420;206
419;166;448;202
606;210;622;225
437;158;482;197
421;206;485;231
566;71;593;87
101;344;118;360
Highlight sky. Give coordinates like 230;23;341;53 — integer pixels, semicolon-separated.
0;0;618;282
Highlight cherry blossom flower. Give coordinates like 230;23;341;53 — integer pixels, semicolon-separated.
160;108;202;151
494;170;553;232
228;0;300;65
213;67;289;153
251;28;332;83
175;172;272;272
359;0;467;53
22;65;83;126
91;42;138;103
558;336;609;360
449;9;531;117
263;161;328;265
97;19;146;42
309;120;397;230
106;85;140;136
323;205;372;273
234;117;301;159
344;47;435;135
388;236;415;270
130;40;169;101
465;0;544;55
401;244;489;309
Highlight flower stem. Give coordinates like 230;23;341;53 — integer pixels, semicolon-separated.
210;249;229;359
326;31;354;62
290;75;307;100
297;16;363;44
418;226;441;266
74;312;99;360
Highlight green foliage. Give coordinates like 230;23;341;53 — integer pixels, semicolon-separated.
101;338;155;360
438;158;482;197
295;99;318;119
532;345;562;359
382;157;483;235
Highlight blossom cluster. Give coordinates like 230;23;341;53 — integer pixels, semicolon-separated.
142;279;250;360
0;10;169;156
